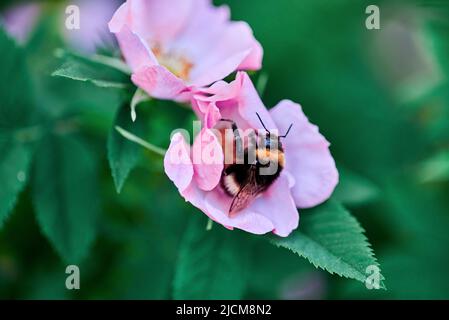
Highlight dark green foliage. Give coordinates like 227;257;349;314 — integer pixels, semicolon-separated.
0;29;37;227
108;105;145;193
32;135;99;263
174;215;251;299
0;141;32;227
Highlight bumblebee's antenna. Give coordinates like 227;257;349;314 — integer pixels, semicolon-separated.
280;123;293;138
256;112;269;132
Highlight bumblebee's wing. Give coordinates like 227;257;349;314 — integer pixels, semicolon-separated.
229;168;264;216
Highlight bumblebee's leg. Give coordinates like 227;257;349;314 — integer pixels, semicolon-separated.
219;119;244;162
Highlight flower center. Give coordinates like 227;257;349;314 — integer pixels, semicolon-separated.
152;45;193;81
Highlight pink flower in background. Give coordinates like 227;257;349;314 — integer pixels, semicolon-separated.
64;0;123;53
164;72;338;236
1;3;41;44
108;0;263;101
280;272;327;300
1;0;122;52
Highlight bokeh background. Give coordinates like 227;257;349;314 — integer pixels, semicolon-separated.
0;0;448;299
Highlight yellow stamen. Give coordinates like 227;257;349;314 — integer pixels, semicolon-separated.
152;44;193;81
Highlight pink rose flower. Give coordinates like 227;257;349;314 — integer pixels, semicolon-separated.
63;0;123;53
164;72;338;236
108;0;263;101
2;0;121;52
1;3;41;44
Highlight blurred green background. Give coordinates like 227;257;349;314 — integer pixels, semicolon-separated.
0;0;449;299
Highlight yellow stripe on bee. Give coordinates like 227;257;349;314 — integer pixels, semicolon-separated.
256;149;285;168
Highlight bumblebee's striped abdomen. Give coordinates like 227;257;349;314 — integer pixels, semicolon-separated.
221;164;253;196
222;173;241;196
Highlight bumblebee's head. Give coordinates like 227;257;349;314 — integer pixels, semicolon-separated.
256;113;293;152
262;132;283;152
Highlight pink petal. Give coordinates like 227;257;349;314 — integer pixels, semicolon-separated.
204;189;275;235
193;72;276;132
164;133;194;192
188;22;261;87
127;0;193;44
270;100;339;208
190;98;222;130
192;129;224;191
193;78;241;105
238;40;264;71
2;3;41;44
235;72;277;131
109;4;157;71
169;0;231;60
250;174;299;237
203;103;222;129
131;65;187;100
189;49;250;87
108;2;128;33
165;0;262;86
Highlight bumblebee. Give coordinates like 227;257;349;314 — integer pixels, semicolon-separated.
217;113;293;216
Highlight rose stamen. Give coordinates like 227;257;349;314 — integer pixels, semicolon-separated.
152;45;193;81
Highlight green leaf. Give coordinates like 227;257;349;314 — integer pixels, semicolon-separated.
174;215;251;299
108;105;144;193
52;50;131;89
32;135;99;263
271;200;384;287
0;28;37;131
0;28;37;226
0;139;32;228
108;106;144;193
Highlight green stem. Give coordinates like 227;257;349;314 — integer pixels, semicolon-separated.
115;126;166;157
